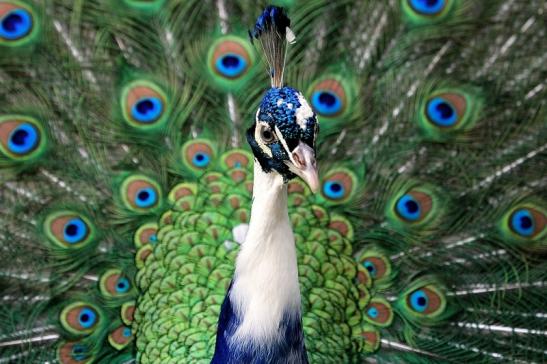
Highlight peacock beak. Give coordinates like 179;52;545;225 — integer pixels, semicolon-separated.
289;141;319;193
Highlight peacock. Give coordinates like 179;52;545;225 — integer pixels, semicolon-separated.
0;0;546;363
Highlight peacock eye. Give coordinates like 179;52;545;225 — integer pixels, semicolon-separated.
44;211;96;249
60;302;102;335
0;7;33;41
408;0;446;15
0;116;46;161
507;207;545;239
260;126;275;143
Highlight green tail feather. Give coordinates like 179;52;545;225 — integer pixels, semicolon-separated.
1;1;546;363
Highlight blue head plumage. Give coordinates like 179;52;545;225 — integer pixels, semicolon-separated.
246;6;319;191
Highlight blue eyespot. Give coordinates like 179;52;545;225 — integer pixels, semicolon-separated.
78;308;97;329
367;307;379;319
215;54;247;78
408;0;446;15
363;261;377;277
63;218;88;244
0;9;32;41
72;343;88;361
135;187;157;208
192;152;211;168
131;97;163;123
395;194;421;221
7;123;38;155
115;277;131;293
510;209;535;237
311;91;342;116
409;289;429;312
426;97;458;127
149;234;158;244
208;37;253;83
323;180;345;199
123;327;132;337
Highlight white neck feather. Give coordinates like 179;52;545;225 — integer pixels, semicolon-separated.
229;162;301;345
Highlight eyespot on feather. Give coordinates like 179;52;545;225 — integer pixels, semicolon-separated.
408;0;447;15
108;325;133;350
406;287;442;314
0;115;46;161
0;1;39;46
99;269;133;298
209;37;252;80
358;248;394;289
356;265;372;288
417;87;483;140
57;341;93;364
310;78;346;117
119;174;163;212
386;182;447;233
134;222;159;248
43;211;95;248
509;207;545;238
396;279;451;325
402;284;446;319
306;74;357;131
362;257;387;280
394;190;433;222
320;168;358;204
425;93;466;127
497;202;546;250
363;298;393;327
60;302;102;336
121;301;136;325
181;139;215;172
121;80;169;129
401;0;455;25
360;325;381;353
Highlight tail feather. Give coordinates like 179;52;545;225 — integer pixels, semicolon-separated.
0;1;546;363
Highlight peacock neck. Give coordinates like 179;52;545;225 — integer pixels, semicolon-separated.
212;162;307;363
228;162;303;345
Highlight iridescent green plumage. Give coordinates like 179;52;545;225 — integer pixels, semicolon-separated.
0;0;545;363
131;147;390;362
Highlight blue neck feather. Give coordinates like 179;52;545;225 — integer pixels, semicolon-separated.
211;283;309;364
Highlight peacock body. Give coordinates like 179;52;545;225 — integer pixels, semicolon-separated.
0;0;546;363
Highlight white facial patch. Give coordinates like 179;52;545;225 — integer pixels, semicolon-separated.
274;125;294;163
295;92;314;130
255;121;273;158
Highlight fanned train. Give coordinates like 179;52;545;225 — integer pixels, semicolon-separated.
0;0;546;363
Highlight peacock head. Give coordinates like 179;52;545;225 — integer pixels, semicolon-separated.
247;86;319;192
